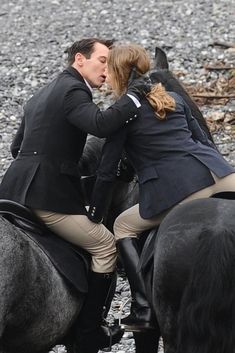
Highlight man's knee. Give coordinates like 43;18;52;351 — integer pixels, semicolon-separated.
92;245;117;272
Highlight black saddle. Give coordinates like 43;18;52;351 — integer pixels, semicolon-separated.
0;199;43;228
0;199;91;294
211;191;235;200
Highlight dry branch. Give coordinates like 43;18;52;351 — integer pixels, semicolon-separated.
204;65;235;70
212;41;235;49
192;94;235;99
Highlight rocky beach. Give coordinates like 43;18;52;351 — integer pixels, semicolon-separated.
0;0;234;352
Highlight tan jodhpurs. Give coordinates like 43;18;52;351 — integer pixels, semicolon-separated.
34;210;116;273
114;172;235;240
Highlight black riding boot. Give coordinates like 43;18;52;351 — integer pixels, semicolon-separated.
117;237;156;332
75;271;124;353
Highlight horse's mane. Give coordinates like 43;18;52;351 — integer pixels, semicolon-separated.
177;226;235;353
78;135;104;176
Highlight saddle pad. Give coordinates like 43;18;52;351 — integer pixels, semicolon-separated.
3;214;90;294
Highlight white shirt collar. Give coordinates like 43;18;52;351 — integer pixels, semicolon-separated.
84;79;93;92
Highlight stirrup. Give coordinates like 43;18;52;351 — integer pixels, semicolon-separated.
120;320;156;332
117;297;132;327
101;318;124;351
118;297;145;331
101;323;113;352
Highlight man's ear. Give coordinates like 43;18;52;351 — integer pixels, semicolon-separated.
74;52;85;67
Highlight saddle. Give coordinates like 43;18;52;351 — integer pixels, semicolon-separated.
0;199;91;294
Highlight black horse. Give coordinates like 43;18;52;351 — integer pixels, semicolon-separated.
137;195;235;353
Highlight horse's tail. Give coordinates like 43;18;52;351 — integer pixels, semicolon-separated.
177;228;235;353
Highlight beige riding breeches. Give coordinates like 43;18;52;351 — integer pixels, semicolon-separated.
114;172;235;240
34;210;116;273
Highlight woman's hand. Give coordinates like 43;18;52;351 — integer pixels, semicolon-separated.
127;67;152;100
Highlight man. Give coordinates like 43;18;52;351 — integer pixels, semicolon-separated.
0;38;149;352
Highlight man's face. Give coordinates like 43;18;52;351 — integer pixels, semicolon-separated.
75;42;109;88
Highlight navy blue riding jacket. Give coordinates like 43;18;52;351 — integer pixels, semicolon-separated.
89;92;234;219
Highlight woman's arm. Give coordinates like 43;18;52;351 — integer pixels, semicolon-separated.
88;128;128;223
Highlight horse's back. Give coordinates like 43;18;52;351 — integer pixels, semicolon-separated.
154;198;235;280
152;198;235;352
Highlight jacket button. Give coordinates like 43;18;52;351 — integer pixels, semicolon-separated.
134;114;137;118
34;151;37;155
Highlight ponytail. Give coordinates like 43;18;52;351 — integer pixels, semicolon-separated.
146;83;176;120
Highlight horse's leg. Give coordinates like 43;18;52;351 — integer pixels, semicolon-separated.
59;330;76;353
133;330;160;353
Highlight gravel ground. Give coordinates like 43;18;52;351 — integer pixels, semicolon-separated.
0;0;234;352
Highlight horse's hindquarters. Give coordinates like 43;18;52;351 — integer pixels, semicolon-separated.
0;217;84;353
152;199;235;353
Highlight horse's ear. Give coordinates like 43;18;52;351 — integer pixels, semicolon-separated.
128;66;141;86
154;47;169;70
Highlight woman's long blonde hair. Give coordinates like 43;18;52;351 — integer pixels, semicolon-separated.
108;44;175;119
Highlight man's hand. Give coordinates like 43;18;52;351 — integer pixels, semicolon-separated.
127;67;152;101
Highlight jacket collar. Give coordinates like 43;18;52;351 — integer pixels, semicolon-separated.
64;66;93;95
65;66;86;84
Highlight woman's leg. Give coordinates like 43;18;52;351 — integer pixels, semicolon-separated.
114;173;235;242
112;172;235;331
180;172;235;204
114;204;163;331
114;204;166;241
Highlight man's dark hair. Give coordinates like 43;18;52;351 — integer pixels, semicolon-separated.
65;38;114;65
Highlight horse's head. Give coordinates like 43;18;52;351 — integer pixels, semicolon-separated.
150;46;213;142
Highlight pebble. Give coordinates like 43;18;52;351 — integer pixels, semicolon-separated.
0;0;234;352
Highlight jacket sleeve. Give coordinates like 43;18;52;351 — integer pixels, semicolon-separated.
184;102;217;149
10;115;25;158
88;128;128;223
64;86;139;138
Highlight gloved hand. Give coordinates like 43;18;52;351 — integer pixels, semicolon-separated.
88;179;114;224
87;205;104;224
127;67;152;101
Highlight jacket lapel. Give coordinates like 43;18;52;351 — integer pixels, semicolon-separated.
64;67;92;97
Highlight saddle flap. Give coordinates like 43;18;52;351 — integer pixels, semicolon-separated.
138;228;158;274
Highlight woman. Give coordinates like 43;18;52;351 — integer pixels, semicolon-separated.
88;44;235;332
